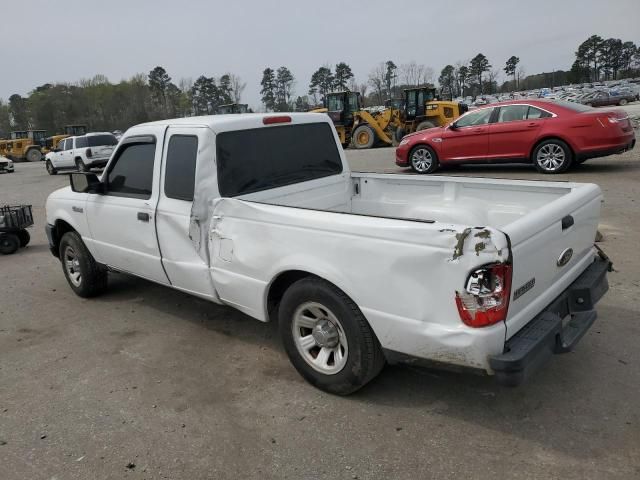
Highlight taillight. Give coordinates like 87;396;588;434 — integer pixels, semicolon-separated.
455;263;512;328
86;148;92;158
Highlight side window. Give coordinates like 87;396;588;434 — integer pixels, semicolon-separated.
75;136;87;148
164;135;198;201
61;139;69;150
527;106;551;119
455;108;493;127
106;141;156;199
497;105;528;123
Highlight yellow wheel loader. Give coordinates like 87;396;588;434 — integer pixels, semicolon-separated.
3;130;46;162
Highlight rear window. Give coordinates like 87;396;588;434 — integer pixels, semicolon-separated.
87;134;118;147
216;123;343;197
550;100;593;112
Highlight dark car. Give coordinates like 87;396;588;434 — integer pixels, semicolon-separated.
580;90;635;107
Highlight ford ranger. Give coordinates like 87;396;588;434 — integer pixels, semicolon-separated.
45;113;612;394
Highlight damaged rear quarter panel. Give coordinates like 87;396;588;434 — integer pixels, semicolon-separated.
208;198;509;370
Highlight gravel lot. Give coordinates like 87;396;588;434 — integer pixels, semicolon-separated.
1;113;639;479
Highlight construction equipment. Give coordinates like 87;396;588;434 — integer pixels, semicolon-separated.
315;88;467;150
42;125;88;155
0;204;33;254
0;130;46;162
217;103;248;114
392;87;468;142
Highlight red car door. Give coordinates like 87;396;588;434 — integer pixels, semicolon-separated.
442;107;493;161
488;105;549;159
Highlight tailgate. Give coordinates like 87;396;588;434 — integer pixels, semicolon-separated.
501;182;603;339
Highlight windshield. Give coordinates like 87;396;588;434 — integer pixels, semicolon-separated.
327;95;344;112
32;131;46;141
87;134;118;147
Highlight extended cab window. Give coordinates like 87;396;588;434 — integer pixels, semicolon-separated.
217;123;343;197
106;141;156;199
164;135;198;201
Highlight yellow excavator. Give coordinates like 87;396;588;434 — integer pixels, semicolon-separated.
314;88;467;149
42;125;88;156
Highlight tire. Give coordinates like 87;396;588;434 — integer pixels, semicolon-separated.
352;125;376;149
279;277;385;395
26;149;42;162
532;139;572;174
409;145;439;174
17;229;30;247
618;98;628;106
586;103;593;107
46;160;57;175
394;127;405;144
416;121;437;131
75;158;88;172
0;233;20;255
59;231;107;297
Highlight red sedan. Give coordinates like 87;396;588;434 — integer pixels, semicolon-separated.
395;100;636;174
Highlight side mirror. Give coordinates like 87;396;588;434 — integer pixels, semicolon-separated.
449;122;458;130
70;172;102;194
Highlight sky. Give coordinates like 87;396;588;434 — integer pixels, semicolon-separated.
1;0;639;110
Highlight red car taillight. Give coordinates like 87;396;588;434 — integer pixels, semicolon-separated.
455;263;512;328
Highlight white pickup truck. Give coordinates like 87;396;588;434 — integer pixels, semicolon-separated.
45;113;612;394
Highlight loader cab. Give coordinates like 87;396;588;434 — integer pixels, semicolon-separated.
217;103;249;114
63;125;87;136
403;87;436;121
326;92;361;126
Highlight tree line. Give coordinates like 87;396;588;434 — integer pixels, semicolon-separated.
0;66;247;137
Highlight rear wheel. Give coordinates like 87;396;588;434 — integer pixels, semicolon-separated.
0;233;20;255
46;160;57;175
75;158;88;172
409;145;439;174
416;120;437;131
352;125;376;149
17;229;30;247
394;127;405;144
618;98;628;106
59;231;107;297
26;149;42;162
533;139;572;174
279;277;385;395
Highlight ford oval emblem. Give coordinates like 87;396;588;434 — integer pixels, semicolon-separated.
557;248;573;267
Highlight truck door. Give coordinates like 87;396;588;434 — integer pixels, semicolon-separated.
85;127;169;284
155;126;217;298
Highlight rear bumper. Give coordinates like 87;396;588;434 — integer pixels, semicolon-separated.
490;255;612;386
577;138;635;161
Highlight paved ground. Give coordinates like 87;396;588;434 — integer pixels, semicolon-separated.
1;119;639;479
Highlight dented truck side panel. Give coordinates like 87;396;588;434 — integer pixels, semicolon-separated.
208;198;509;370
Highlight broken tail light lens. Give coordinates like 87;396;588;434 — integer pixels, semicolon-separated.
455;263;512;328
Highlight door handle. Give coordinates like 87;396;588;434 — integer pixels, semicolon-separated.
527;122;539;127
561;215;574;230
137;212;150;222
473;128;484;132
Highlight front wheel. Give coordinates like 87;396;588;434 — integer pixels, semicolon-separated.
59;231;108;297
46;160;57;175
416;120;437;131
352;125;376;149
279;277;385;395
409;145;439;174
618;98;628;106
533;139;572;174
